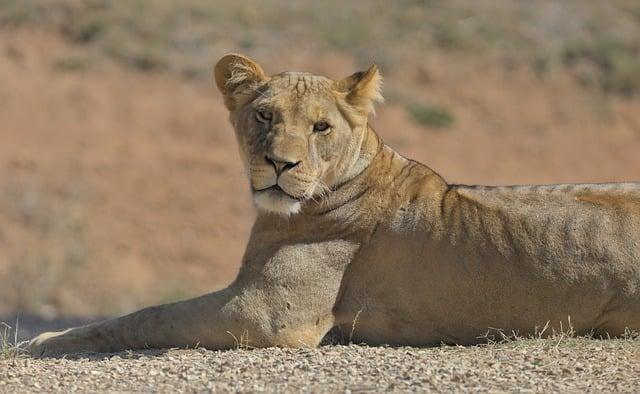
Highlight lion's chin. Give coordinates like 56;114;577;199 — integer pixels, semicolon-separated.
253;189;302;216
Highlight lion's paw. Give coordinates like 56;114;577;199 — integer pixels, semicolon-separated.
28;328;105;358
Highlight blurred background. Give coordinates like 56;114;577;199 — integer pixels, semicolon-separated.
0;0;639;336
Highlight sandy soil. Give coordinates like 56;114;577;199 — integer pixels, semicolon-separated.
2;339;639;392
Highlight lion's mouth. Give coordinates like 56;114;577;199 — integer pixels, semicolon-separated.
253;185;303;201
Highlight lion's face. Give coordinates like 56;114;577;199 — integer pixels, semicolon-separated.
233;73;354;215
215;54;382;215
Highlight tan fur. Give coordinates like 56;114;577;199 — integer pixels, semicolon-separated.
29;54;640;357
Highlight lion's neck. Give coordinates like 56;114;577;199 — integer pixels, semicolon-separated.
301;126;403;217
345;123;383;182
300;124;380;212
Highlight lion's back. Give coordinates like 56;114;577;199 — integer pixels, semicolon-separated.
445;182;640;277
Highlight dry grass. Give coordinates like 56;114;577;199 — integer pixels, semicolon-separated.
0;319;28;359
1;0;638;93
2;314;638;389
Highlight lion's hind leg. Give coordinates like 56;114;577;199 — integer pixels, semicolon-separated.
593;302;640;339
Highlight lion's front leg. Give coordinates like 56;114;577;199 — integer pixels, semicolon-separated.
28;280;334;357
28;286;261;357
29;233;354;357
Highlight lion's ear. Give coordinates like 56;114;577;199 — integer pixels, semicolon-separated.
214;53;267;111
334;64;384;116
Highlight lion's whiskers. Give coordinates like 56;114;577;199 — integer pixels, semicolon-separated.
307;180;332;206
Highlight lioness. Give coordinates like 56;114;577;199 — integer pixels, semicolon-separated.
29;54;640;357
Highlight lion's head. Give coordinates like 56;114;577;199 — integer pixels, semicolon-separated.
214;53;383;215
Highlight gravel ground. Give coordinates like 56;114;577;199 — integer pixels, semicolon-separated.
1;338;639;392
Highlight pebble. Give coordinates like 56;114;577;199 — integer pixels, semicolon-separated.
0;338;638;392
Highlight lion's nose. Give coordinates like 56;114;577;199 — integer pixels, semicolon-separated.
266;155;300;175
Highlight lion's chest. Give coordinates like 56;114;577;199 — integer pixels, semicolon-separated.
334;227;447;345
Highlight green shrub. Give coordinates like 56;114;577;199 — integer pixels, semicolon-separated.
407;102;454;128
62;19;104;43
433;23;473;50
563;39;640;96
53;56;92;72
106;40;168;71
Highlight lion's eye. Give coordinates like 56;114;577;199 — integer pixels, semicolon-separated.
313;121;330;133
255;110;273;123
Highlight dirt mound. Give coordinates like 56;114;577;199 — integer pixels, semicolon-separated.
0;27;639;317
